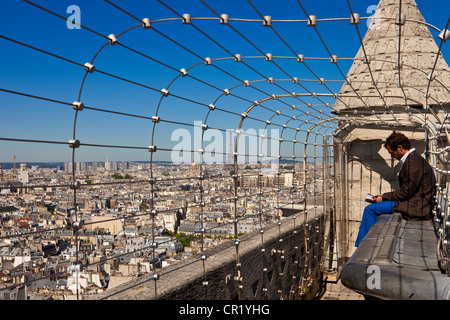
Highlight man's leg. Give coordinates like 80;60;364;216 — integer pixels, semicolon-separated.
355;201;395;247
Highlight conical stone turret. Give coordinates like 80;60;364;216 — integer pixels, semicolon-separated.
333;0;450;114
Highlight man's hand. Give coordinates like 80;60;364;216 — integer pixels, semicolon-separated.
373;194;383;203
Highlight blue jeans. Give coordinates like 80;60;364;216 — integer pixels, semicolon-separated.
355;201;395;247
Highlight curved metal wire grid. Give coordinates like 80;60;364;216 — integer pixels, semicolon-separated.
0;0;449;300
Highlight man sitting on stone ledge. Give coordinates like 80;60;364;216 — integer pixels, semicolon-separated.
355;131;436;247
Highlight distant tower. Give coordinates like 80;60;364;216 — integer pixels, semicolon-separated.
64;162;73;173
223;131;234;170
227;131;233;164
0;165;3;181
105;157;112;171
13;156;16;180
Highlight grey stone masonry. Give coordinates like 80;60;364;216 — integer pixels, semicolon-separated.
333;0;450;112
87;210;326;300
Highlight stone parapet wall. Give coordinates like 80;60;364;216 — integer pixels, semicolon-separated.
87;211;326;300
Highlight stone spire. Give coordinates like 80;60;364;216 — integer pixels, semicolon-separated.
333;0;450;113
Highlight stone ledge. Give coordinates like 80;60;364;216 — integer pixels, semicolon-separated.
341;213;450;300
87;212;326;300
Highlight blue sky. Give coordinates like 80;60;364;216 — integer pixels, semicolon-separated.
0;0;448;163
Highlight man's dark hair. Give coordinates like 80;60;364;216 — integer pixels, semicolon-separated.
384;131;411;150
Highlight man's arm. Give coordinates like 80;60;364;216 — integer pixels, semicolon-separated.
382;157;423;202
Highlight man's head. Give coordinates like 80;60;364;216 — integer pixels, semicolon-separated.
384;131;411;160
